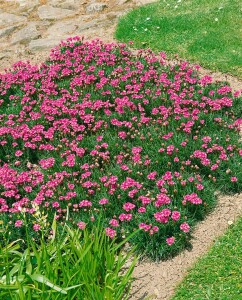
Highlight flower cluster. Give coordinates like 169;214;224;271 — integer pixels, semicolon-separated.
0;37;241;259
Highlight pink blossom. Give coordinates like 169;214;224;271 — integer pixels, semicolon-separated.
138;207;146;213
231;177;238;182
147;171;157;180
180;222;190;233
15;220;23;227
105;227;116;239
139;223;152;232
155;193;171;207
171;211;181;221
99;198;109;205
154;209;171;223
79;200;92;207
119;213;132;221
39;158;55;169
33;224;41;231
109;219;119;227
123;202;136;211
183;193;202;205
166;237;175;246
15;150;23;157
77;221;87;230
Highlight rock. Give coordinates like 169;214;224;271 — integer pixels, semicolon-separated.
78;19;99;32
117;0;131;4
0;25;19;39
49;0;86;10
0;13;27;27
47;20;77;37
37;5;76;20
86;2;107;14
0;53;7;60
5;0;39;9
29;38;61;51
11;23;40;45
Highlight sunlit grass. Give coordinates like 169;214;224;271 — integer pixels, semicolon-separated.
116;0;242;77
172;217;242;299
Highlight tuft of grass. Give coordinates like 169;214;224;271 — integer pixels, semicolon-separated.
0;218;138;300
115;0;242;77
172;217;242;299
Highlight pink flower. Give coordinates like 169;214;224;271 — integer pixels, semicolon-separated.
147;171;157;180
118;131;127;139
183;193;202;205
99;198;109;205
79;200;92;207
15;220;23;227
77;221;86;230
96;135;103;142
231;177;238;182
154;209;171;223
15;150;23;157
166;237;175;246
138;207;146;213
152;226;159;232
39;157;55;169
180;222;190;233
139;223;152;232
171;211;181;221
196;184;204;190
33;224;41;231
119;213;132;221
155;193;171;207
123;202;135;211
105;227;116;239
109;219;119;227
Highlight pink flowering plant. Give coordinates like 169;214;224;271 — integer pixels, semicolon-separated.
0;37;241;260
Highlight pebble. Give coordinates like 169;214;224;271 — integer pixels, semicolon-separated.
11;23;40;45
46;20;77;37
28;38;61;51
86;2;107;14
0;25;19;39
49;0;86;10
37;5;76;20
0;12;27;27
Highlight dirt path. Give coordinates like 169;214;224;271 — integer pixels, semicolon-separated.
0;1;241;300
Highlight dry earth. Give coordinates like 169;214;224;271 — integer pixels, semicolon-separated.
0;1;241;299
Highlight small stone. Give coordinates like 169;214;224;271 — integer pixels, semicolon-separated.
5;0;39;11
29;38;60;51
0;13;27;27
78;20;98;32
38;5;76;20
86;2;107;14
47;20;77;37
0;53;7;60
0;25;18;39
49;0;86;10
11;23;40;45
117;0;130;4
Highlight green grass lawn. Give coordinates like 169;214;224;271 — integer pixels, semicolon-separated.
115;0;242;78
172;217;242;300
